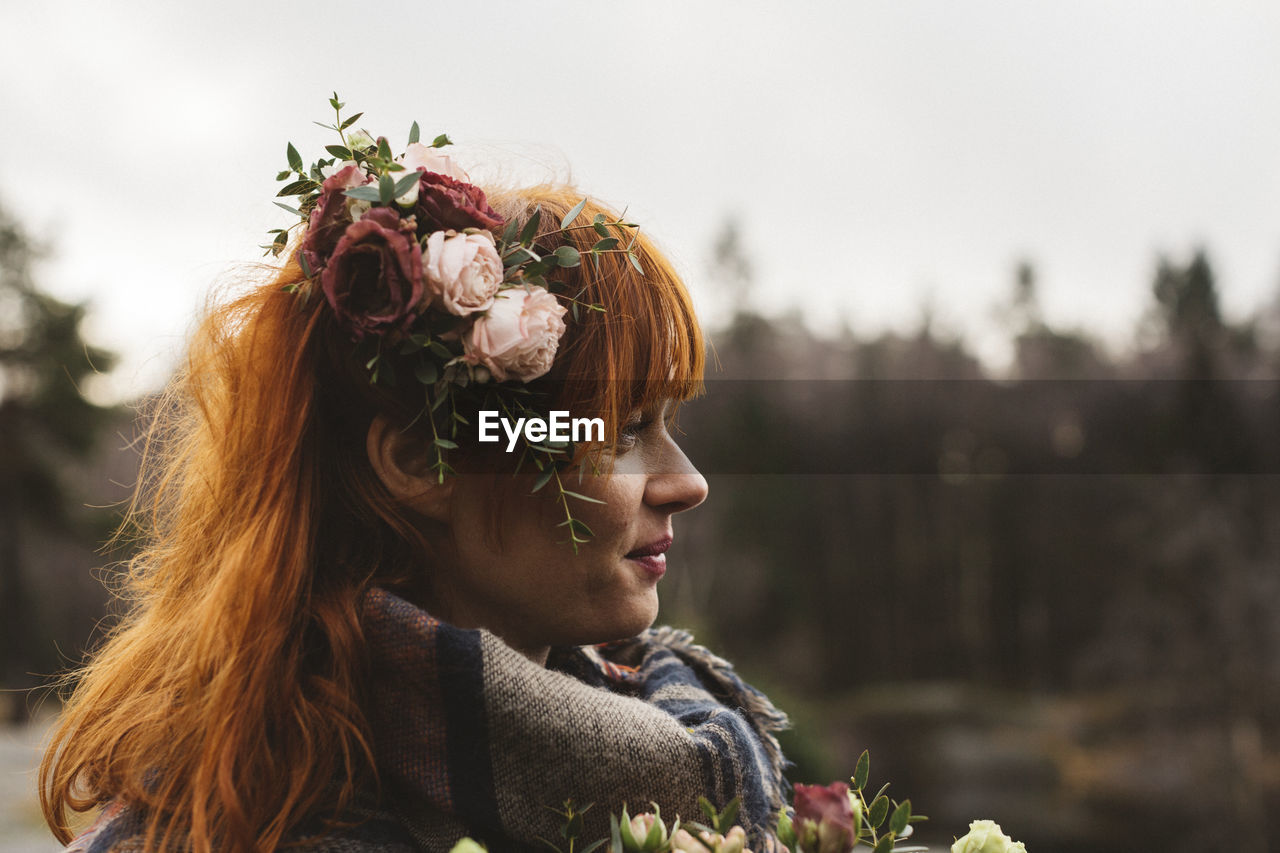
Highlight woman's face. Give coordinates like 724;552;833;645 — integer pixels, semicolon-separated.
432;398;708;659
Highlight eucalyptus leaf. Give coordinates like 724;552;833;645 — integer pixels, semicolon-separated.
520;206;542;246
559;490;605;505
344;185;382;202
431;133;452;148
377;136;393;162
591;237;619;252
278;179;318;197
273;201;301;217
626;251;644;274
408;120;420;145
889;800;911;837
502;217;521;246
854;750;870;791
325;144;353;160
554;246;581;267
434;438;459;450
873;836;893;853
393;171;421;199
340;111;363;129
593;221;610;238
415;360;438;385
868;795;889;830
560;198;588;230
276;170;291;181
287;142;302;172
378;173;394;205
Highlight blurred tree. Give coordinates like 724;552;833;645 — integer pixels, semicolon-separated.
0;201;117;723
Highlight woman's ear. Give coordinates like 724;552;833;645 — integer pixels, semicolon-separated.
366;414;454;523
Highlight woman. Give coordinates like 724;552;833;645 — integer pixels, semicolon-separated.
41;114;788;852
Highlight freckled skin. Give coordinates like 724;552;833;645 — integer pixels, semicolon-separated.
427;400;708;662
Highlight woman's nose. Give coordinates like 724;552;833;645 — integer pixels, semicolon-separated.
644;437;709;513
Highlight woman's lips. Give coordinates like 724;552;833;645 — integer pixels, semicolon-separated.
626;536;672;578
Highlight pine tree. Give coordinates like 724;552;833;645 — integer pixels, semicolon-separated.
0;201;117;723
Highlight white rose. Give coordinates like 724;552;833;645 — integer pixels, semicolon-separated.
463;286;567;383
422;230;503;316
951;820;1027;853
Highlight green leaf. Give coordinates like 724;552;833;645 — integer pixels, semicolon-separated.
325;144;353;160
717;798;740;834
501;217;521;247
408;120;420;145
378;173;394;205
273;201;301;217
609;815;623;853
276;170;291;181
340;111;363;129
560;198;588;230
559;490;605;505
520;206;543;246
580;840;607;853
298;252;313;279
415;361;438;384
889;800;911;837
344;185;382;202
593;220;610;238
428;341;453;360
626;251;644;275
431;133;452;148
287;142;302;172
531;466;556;493
854;750;870;791
553;246;581;268
868;795;889;830
591;237;619;252
873;836;893;853
329;92;342;110
434;438;459;450
377;135;393;162
278;179;318;197
392;171;421;200
697;798;717;826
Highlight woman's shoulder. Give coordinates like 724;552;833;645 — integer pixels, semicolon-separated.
62;799;418;852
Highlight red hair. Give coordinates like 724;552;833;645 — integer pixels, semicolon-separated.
40;185;704;851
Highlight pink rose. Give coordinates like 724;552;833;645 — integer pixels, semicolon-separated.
301;163;373;272
793;782;856;853
423;230;503;316
463;286;567;382
413;171;504;233
399;142;470;181
320;207;424;340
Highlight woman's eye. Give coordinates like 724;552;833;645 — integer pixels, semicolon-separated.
617;417;653;448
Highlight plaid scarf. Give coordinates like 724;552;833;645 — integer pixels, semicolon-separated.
363;588;790;851
64;588;789;852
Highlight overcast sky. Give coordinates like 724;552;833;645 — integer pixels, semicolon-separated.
5;1;1279;400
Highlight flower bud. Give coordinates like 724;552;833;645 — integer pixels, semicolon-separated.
620;806;669;852
792;782;855;853
950;820;1027;853
448;840;487;853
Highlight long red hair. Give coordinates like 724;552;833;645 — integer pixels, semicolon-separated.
40;186;704;851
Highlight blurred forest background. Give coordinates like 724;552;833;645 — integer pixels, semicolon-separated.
2;203;1279;852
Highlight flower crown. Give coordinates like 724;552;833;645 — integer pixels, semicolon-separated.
265;95;645;549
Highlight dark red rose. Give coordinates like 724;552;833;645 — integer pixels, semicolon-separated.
301;164;372;273
320;207;424;340
413;171;504;233
793;782;856;853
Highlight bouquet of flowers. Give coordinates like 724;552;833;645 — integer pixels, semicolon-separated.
448;751;1026;853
